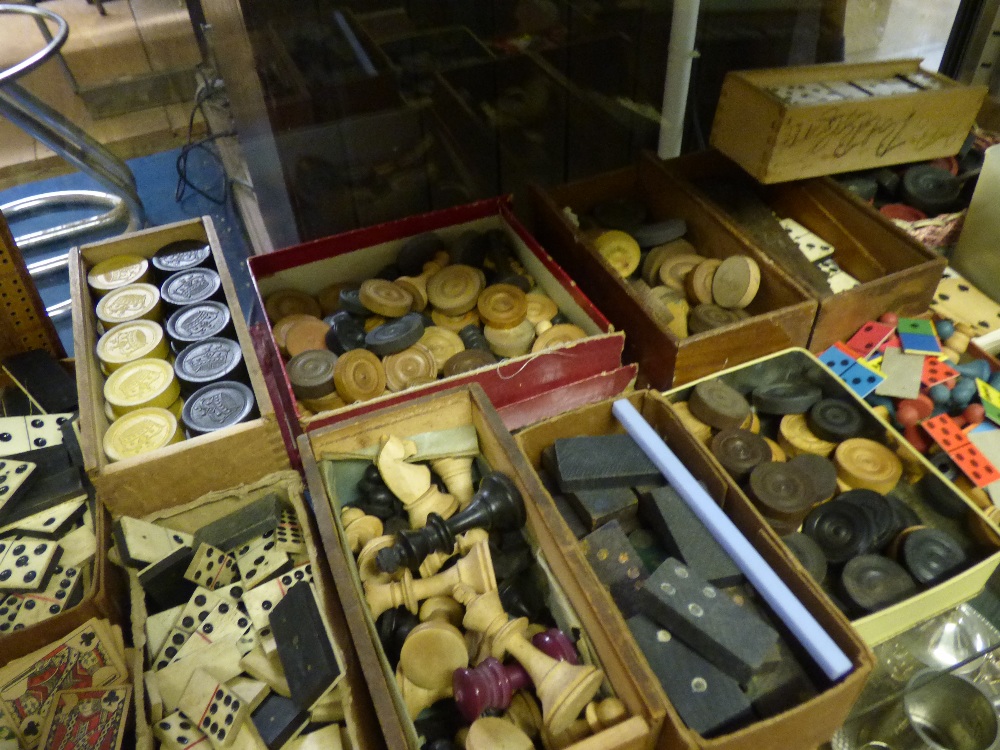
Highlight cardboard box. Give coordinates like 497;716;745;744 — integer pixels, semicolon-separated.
662;348;1000;645
248;196;633;451
528;153;819;388
515;390;874;750
660;149;947;353
300;385;656;749
124;470;383;750
0;501;126;667
69;217;290;517
710;59;987;183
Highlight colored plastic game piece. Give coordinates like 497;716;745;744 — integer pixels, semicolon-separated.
845;321;895;358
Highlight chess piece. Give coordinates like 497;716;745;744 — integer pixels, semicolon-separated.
377;435;459;527
365;541;496;620
466;716;534;750
430;456;476;508
377;472;526;574
531;629;579;665
399;619;469;690
505;691;543;740
453;657;531;720
543;697;627;750
419;595;465;629
377;606;420;669
342;507;384;554
357;535;400;584
397;664;451;719
396;260;445;312
454;583;603;734
420;528;490;578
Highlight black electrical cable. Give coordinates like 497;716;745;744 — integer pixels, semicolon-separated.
175;70;235;206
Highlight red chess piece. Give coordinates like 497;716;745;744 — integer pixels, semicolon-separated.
453;657;531;721
531;629;579;665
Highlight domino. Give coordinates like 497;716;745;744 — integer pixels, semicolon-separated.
178;668;249;747
0;459;37;518
234;534;290;590
270;582;342;708
154;710;208;750
1;349;78;413
0;495;86;538
0;418;30;457
140;546;198;610
0;593;22;634
0;536;60;590
24;414;72;450
276;510;304;553
174;601;252;662
58;521;97;569
241;563;313;637
114;516;193;569
227;676;271;713
185;542;239;590
146;604;184;661
155;640;244;712
194;493;283;552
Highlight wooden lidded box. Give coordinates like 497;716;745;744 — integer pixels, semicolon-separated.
514;390;874;750
659;150;947;353
710;59;987;184
122;470;382;750
528;153;819;388
69;217;289;516
248;196;633;449
300;384;656;749
663;348;1000;645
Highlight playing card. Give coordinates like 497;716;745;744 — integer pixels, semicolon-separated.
35;685;131;750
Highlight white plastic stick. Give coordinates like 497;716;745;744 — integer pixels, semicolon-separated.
613;398;853;681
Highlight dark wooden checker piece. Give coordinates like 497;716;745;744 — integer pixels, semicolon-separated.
747;461;816;525
637;485;742;587
365;313;425;357
802;499;876;564
287;349;338;401
580;520;649;617
752;382;823;415
902;527;968;585
544;434;663;493
338;288;372;317
637;557;778;683
443;349;498;377
324;311;367;355
688;304;743;335
688;380;750;431
920;455;969;519
840;554;917;613
838;489;897;550
630;218;687;248
786;454;838;505
780;532;827;584
271;581;342;709
807;398;864;442
397;233;446;275
627;614;753;736
710;428;771;482
566;487;638;532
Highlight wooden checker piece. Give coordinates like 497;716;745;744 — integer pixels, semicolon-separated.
840;554;917;614
333;350;387;403
631;218;687;248
710;428;771;482
358;279;414;318
748;461;816;527
524;292;559;326
688;379;751;430
752;382;822;415
458;323;491;353
316;282;353;316
338;288;372;317
778;413;836;458
658;253;704;292
688;303;743;335
484;320;536;358
283;318;331;358
787;454;839;504
780;532;827;583
384;343;437;392
443;349;498;377
426;265;484;316
365;313;425;357
287;349;338;401
838;489;899;549
802;499;876;564
638;557;778;683
901;527;968;585
414;326;463;374
834;438;903;493
593;230;641;278
265;289;321;323
807;398;864;442
671;401;712;445
273;314;321;358
323;311;366;355
532;324;587;353
712;256;760;309
477;284;528;330
431;307;480;333
641;238;698;286
684;258;722;306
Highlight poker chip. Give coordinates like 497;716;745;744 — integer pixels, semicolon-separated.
366;313;425;357
427;265;484;316
840;554;917;613
787;454;838;504
174;337;246;395
685;259;722;306
902;527;968;585
710;428;771;481
160;268;223;310
324;312;366;355
834;438;903;494
104;407;181;461
748;461;816;524
287;349;338;400
359;279;414;318
752;382;823;415
807;398;864;442
182;381;257;437
781;532;827;583
105;357;180;416
285;317;332;358
97;319;168;373
802;499;876;563
384;344;437;392
688;379;751;430
151;239;212;280
443;349;498;377
478;284;529;330
593;231;641;278
333;349;387;403
88;254;150;296
166;301;233;350
712;256;760;309
532;324;587;353
264;288;322;323
96;283;162;329
688;303;743;334
778;413;837;458
418;327;465;374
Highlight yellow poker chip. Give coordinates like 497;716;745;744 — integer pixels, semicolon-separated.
103;407;181;462
104;357;180;417
96;283;161;328
97;320;168;372
593;230;641;278
88;254;150;296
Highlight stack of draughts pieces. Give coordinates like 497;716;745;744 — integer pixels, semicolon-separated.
767;71;943;107
0;412;95;636
778;217;859;294
114;494;348;750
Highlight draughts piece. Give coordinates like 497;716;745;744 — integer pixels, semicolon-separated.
276;510;304;553
846;322;895;358
0;536;59;590
234;534;291;590
114;516;194;569
178;669;249;748
949;443;1000;488
154;710;208;750
24;414;70;450
874;348;925;399
818;343;859;375
793;229;835;263
185;543;239;590
977;380;1000;426
242;563;313;637
921;357;959;389
271;582;342;709
0;418;30;458
0;459;36;516
1;495;85;538
839;360;884;398
921;413;971;453
851;76;920;96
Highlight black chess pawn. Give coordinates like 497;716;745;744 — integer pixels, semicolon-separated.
376;472;526;574
376;606;420;669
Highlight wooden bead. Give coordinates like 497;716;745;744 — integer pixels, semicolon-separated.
427;264;484;315
525;292;559;325
485;320;536;358
532;324;587;353
478;284;529;330
418;326;465;374
593;230;641;278
284;317;331;358
383;343;438;392
265;288;321;323
333;349;386;403
432;307;481;333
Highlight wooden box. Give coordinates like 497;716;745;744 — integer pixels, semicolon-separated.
659;150;948;353
124;470;383;750
514;390;874;750
710;59;987;184
300;385;655;749
663;348;1000;645
248;196;635;452
528;153;819;388
250;27;314;132
69;217;290;517
0;502;126;667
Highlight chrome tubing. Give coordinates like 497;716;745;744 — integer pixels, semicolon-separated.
45;299;71;321
0;5;68;85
